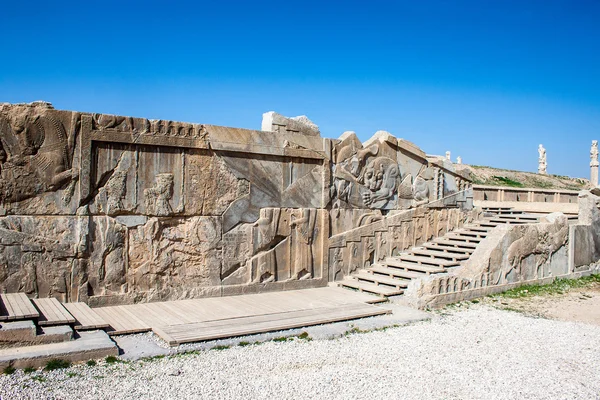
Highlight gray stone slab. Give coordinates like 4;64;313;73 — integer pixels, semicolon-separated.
0;320;36;342
0;330;118;369
115;215;148;227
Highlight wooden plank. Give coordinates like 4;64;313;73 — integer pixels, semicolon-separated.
94;306;151;335
0;293;39;321
32;298;76;326
153;303;391;346
62;302;110;330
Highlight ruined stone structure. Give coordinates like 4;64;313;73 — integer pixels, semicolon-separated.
538;144;547;175
591;140;598;187
0;103;473;306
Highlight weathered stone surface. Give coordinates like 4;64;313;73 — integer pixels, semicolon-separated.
405;211;574;308
262;111;320;137
0;102;472;306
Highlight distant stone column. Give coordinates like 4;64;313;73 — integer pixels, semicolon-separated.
538;144;547;175
591;140;599;186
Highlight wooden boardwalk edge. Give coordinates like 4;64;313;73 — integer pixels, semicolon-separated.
153;304;391;346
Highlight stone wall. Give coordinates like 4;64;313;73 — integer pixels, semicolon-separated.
0;102;472;305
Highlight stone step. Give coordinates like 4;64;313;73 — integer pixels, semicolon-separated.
410;249;470;261
0;321;73;346
432;239;478;249
36;325;74;344
0;330;118;369
482;207;514;212
421;243;474;254
487;218;531;225
384;258;445;274
0;320;36;343
450;230;488;239
338;280;404;297
494;213;539;219
367;265;428;280
464;226;493;232
395;255;459;268
477;221;503;228
446;233;485;242
354;272;411;288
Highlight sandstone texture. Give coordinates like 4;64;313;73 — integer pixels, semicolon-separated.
0;102;473;305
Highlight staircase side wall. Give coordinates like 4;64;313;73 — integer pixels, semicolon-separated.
405;190;600;309
328;207;483;281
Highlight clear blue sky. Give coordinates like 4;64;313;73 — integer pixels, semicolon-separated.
1;0;599;178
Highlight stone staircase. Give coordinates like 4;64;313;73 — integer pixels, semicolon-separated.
338;207;543;298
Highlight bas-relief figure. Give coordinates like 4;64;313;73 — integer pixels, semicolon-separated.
0;102;472;305
0;102;79;209
144;173;174;216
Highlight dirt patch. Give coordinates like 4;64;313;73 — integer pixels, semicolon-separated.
481;282;600;326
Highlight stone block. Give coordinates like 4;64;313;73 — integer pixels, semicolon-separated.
0;330;118;369
0;321;36;343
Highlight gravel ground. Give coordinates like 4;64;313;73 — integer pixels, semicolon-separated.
1;305;598;400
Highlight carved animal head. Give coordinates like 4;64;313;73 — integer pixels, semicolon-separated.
8;108;44;156
363;162;385;191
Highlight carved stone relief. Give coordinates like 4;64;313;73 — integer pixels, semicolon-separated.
0;103;474;306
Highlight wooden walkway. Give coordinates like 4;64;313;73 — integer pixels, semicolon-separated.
0;293;39;321
62;302;110;330
32;298;75;326
93;287;390;344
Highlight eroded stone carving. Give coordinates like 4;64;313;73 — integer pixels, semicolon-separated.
0;102;78;206
144;173;174;216
106;171;128;214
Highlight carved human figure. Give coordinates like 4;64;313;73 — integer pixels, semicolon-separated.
290;209;316;280
252;208;281;283
456;156;462;164
106;171;128;214
538;144;547;174
362;236;375;268
144;173;174;216
332;247;344;280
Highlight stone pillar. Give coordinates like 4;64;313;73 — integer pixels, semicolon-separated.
590;140;598;187
538;144;547;175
